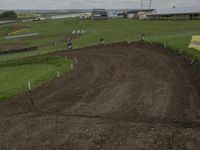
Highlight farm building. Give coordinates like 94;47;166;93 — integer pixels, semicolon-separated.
80;13;91;19
148;7;200;20
120;9;155;19
33;17;45;21
91;9;108;20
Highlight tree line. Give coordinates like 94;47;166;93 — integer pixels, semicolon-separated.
0;11;18;19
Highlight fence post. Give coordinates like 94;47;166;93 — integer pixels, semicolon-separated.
179;49;182;55
74;57;78;64
28;81;31;92
71;64;74;70
57;71;60;78
191;57;195;65
164;42;167;48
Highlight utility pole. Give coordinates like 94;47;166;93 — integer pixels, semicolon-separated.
141;0;143;10
149;0;152;9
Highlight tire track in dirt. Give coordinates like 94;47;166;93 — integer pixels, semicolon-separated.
0;42;200;150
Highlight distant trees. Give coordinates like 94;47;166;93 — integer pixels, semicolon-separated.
0;11;18;19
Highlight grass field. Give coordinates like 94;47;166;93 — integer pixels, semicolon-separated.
1;18;200;61
0;18;200;100
0;56;72;100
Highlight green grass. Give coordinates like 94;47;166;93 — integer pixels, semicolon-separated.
17;13;37;19
0;18;200;100
0;56;73;101
0;19;200;62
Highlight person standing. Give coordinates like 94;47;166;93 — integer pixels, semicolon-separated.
100;38;104;45
67;39;72;49
141;33;145;42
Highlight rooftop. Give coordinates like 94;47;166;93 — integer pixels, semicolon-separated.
127;9;155;13
92;9;107;13
154;6;200;15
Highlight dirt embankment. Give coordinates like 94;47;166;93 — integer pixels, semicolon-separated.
0;42;200;150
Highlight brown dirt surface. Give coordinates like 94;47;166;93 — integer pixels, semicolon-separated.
1;42;200;150
0;44;26;51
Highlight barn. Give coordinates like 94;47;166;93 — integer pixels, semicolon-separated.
148;7;200;20
91;9;108;20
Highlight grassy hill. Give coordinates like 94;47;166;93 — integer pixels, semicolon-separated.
0;18;200;100
1;18;200;61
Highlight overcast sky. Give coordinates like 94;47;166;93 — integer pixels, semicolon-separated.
0;0;199;10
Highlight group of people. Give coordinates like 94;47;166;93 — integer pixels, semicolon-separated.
66;33;145;49
66;38;105;49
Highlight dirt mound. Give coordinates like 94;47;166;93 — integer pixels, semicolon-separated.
0;42;200;150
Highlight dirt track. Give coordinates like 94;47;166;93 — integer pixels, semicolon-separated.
1;42;200;150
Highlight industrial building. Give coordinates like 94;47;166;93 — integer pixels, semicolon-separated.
80;13;91;19
126;9;155;19
91;9;108;20
148;7;200;20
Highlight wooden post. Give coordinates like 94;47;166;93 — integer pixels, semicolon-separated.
164;42;167;48
179;49;182;55
28;81;31;92
57;71;60;78
191;58;195;65
124;36;128;43
71;64;74;70
74;57;78;64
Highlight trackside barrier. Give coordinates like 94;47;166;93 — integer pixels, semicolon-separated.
189;35;200;51
72;30;87;35
0;47;38;55
5;33;39;39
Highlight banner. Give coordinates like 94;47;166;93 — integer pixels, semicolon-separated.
189;35;200;50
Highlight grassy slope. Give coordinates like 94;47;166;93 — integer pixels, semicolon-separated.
0;57;72;100
1;19;200;61
0;18;200;100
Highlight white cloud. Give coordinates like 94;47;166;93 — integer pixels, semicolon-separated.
0;0;199;9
